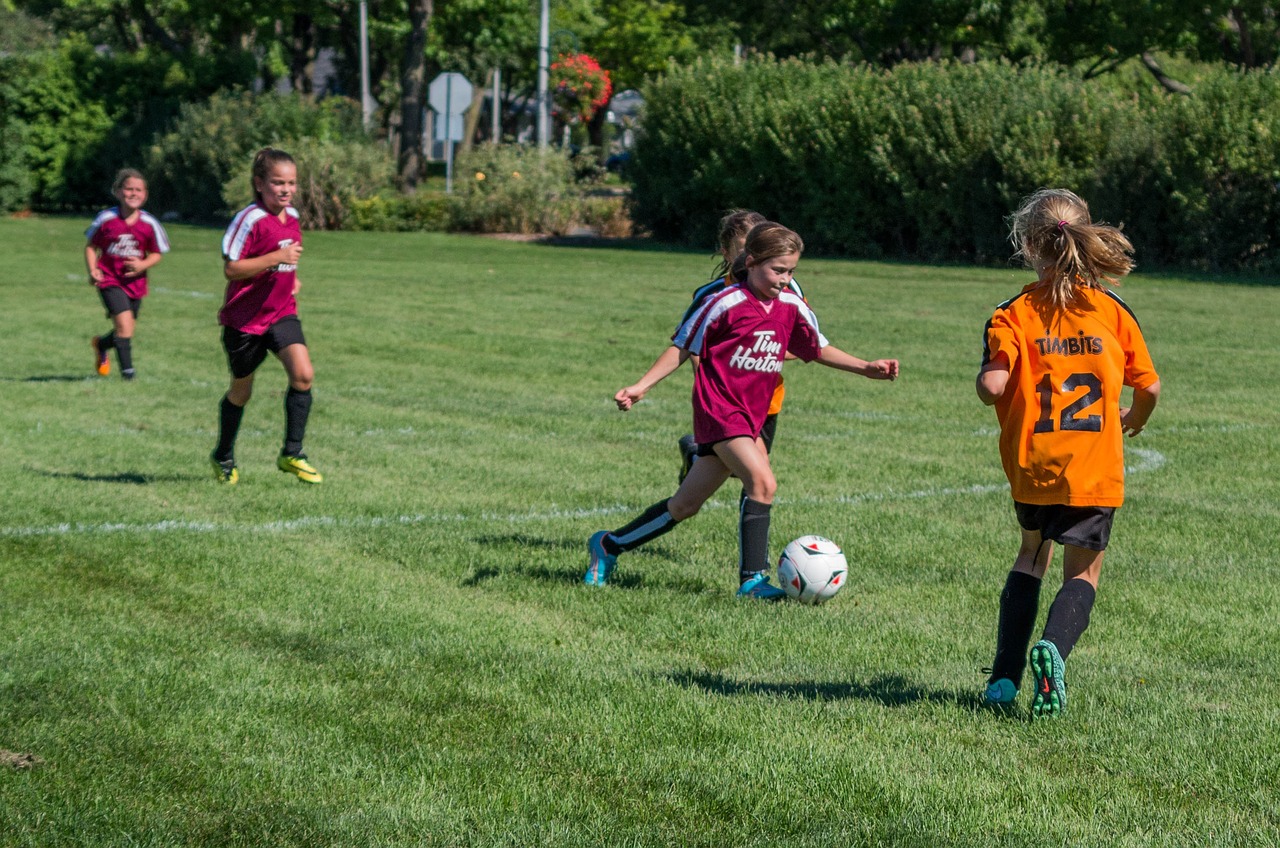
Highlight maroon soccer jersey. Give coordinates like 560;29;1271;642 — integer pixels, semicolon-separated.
85;208;170;299
219;203;301;335
674;285;827;444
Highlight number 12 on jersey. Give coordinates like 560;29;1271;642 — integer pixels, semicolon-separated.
1033;373;1103;434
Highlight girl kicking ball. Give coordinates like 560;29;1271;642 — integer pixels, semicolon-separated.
588;222;899;598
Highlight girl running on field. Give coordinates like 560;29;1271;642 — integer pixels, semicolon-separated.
210;148;322;485
589;222;899;598
978;188;1161;717
85;169;170;380
616;210;805;483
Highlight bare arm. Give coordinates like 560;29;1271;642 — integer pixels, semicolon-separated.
976;355;1010;405
84;244;103;283
224;242;303;281
1120;379;1161;436
121;251;164;278
615;345;691;411
814;344;899;380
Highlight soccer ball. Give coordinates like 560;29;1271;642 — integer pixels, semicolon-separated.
777;535;848;605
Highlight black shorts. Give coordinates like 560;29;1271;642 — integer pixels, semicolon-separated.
99;286;142;319
695;414;780;457
222;316;307;379
1015;502;1116;552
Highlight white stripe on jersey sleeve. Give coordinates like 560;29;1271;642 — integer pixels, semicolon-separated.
139;211;171;253
679;289;748;354
84;208;118;240
222;206;268;261
779;290;829;348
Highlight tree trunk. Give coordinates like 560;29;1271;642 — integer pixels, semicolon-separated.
397;0;433;190
290;13;316;95
1230;7;1256;67
460;69;491;152
1140;52;1192;95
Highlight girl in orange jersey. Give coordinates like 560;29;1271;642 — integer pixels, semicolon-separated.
977;188;1161;718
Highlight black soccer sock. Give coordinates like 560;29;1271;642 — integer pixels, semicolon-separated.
606;499;678;554
283;387;312;456
98;331;116;351
1041;578;1097;661
214;394;245;462
738;498;772;582
990;570;1042;685
114;336;133;373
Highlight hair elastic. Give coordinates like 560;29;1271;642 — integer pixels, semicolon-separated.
1057;220;1069;231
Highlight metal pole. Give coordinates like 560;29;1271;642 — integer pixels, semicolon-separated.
492;67;501;142
359;0;373;128
537;0;549;150
445;78;454;194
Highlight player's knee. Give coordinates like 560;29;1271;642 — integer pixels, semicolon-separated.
667;497;701;522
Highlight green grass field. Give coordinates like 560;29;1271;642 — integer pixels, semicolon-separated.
2;215;1277;847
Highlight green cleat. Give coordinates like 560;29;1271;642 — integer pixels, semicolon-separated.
210;452;239;485
277;453;323;484
1030;640;1066;718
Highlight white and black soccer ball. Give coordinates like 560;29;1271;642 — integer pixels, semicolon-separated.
777;535;848;605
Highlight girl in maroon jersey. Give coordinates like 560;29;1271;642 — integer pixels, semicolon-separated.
209;148;321;485
586;222;900;598
85;169;170;380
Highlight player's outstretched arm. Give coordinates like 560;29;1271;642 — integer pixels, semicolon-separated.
615;345;690;411
1120;379;1161;437
815;344;899;380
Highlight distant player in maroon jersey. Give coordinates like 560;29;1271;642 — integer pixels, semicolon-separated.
85;169;170;380
209;148;321;485
586;222;900;598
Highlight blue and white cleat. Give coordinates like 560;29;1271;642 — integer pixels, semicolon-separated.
584;531;617;586
736;572;787;601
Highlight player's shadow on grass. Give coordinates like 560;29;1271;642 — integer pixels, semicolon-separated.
465;533;699;591
1;375;90;383
32;468;187;485
667;669;988;712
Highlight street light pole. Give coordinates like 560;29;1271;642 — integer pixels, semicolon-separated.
359;0;373;128
537;0;549;150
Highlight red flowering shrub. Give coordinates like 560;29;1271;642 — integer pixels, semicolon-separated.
550;53;613;123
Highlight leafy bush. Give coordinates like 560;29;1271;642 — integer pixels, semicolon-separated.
449;144;631;235
347;192;452;232
147;91;370;222
0;44;113;212
221;137;396;230
632;57;1280;271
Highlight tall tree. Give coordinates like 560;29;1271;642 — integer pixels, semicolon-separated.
397;0;433;189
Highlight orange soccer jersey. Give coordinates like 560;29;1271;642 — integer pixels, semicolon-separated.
982;284;1159;507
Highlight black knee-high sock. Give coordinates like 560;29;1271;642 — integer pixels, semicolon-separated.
738;498;771;582
114;337;133;373
990;570;1042;685
1041;578;1097;660
605;499;678;554
98;331;116;351
283;387;312;456
215;395;245;461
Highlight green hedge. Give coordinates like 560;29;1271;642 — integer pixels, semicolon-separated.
631;58;1280;271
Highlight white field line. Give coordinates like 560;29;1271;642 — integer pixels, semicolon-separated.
0;450;1165;539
